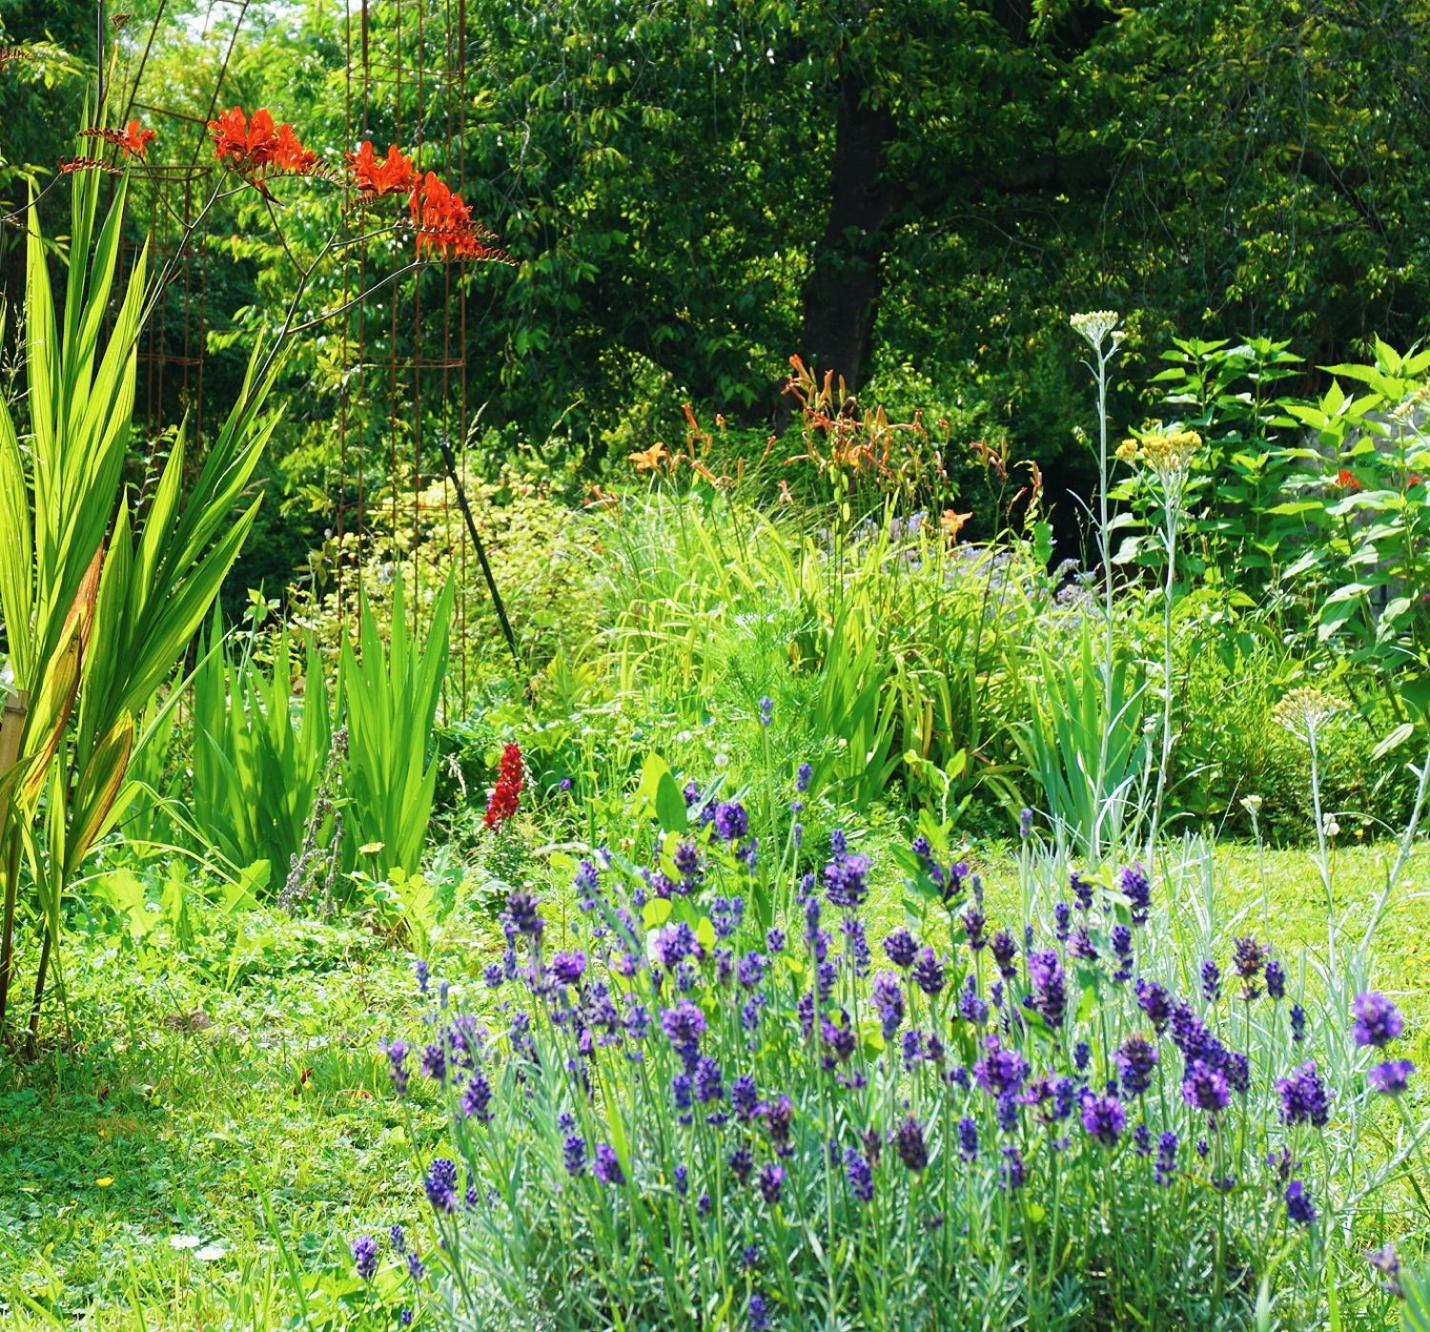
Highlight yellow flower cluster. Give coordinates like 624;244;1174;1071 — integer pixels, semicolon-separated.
1271;686;1344;741
1116;429;1202;472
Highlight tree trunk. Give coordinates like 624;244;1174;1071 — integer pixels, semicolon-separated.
798;69;898;393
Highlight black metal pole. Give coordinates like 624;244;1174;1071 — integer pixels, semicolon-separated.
437;433;521;667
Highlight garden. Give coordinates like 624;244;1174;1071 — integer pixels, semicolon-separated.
1;1;1428;1328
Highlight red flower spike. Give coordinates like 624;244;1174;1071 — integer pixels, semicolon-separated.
273;122;317;173
408;170;513;264
1334;468;1363;492
77;118;156;160
484;743;525;830
346;140;417;199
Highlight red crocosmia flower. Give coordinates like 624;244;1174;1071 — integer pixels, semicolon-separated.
208;106;280;168
409;170;472;255
346;140;417;198
272;122;317;173
120;119;156;158
1334;468;1364;491
408;171;512;264
208;106;316;178
484;743;524;829
1409;473;1424;488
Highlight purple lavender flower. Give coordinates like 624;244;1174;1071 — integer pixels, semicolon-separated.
1290;1003;1307;1042
882;927;918;969
728;1146;754;1185
959;974;989;1026
845;1148;874;1202
732;1074;760;1121
1119;862;1151;924
1053;901;1071;941
999;1146;1026;1190
1367;1060;1415;1095
871;970;905;1039
693;1055;725;1105
797;761;813;791
661;998;707;1062
1080;1094;1126;1144
413;958;430;995
757;1163;785;1205
1225;1050;1250;1095
749;1294;772;1332
973;1036;1029;1097
1133;1123;1152;1156
824;852;871;909
1071;871;1093;911
1352;993;1403;1048
1154;1131;1178;1186
550;950;587;986
820;1011;856;1064
1181;1059;1230;1113
1276;1061;1332;1127
713;801;750;842
1026;949;1066;1029
1264;957;1286;1000
1115;1033;1159;1097
1134;978;1173;1032
896;1115;929;1172
421;1042;447;1084
1068;927;1097;962
766;928;786;954
425;1158;459;1213
962;905;986;951
958;1116;978;1161
352;1234;379;1280
912;947;946;997
593;1144;625;1186
504;889;544;940
389;1224;406;1253
563;1134;587;1177
1110;925;1133;983
406;1251;425;1280
461;1072;493;1123
1367;1244;1403;1298
1200;959;1221;1003
763;1096;794;1156
383;1038;411;1095
1285;1179;1315;1226
1073;1041;1091;1073
1231;936;1266;999
991;930;1018;979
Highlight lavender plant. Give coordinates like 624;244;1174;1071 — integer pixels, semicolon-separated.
347;775;1424;1329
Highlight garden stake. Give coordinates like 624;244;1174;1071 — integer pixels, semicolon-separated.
436;433;521;667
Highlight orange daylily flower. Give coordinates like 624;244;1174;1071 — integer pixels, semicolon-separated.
346;140;417;198
628;443;669;473
940;508;972;540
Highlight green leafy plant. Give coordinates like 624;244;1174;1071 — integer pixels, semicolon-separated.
0;160;280;1045
190;616;333;880
1015;622;1149;853
340;577;455;879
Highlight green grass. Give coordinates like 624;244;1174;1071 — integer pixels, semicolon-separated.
1;837;1425;1328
